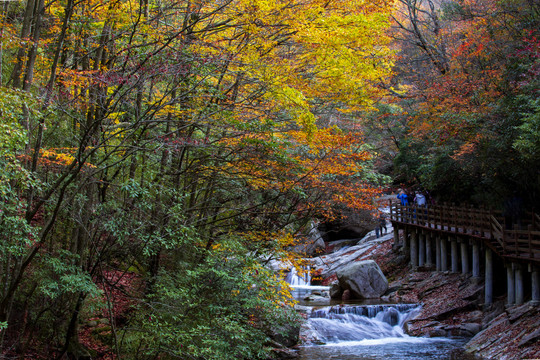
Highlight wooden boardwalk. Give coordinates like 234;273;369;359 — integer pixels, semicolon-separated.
387;201;540;305
388;201;540;264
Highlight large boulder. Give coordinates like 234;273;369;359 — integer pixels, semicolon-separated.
336;260;388;299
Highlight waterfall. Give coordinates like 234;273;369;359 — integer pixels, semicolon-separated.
285;266;311;287
302;304;421;345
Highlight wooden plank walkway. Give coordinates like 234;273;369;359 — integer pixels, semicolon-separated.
388;201;540;264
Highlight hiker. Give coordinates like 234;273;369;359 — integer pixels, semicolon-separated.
397;189;409;206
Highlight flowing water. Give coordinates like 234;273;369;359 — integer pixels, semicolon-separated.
286;269;468;360
298;302;467;360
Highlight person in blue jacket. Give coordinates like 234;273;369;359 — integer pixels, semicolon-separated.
397;189;409;206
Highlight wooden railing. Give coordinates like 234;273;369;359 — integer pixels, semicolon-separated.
388;201;540;263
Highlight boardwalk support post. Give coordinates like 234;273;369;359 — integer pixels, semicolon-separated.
411;229;419;267
461;240;469;274
485;248;493;306
531;265;540;304
515;264;524;305
451;237;459;273
403;226;410;256
441;236;448;271
426;232;433;267
419;230;425;267
393;226;400;250
472;243;480;277
436;235;441;271
507;263;515;305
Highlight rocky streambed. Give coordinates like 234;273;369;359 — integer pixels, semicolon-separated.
284;219;540;360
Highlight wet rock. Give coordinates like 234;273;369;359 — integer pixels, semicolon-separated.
329;281;342;299
382;307;400;326
341;289;351;301
294;305;311;312
337;260;388;299
303;295;329;302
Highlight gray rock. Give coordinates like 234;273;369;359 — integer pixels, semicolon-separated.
312;239;388;280
460;322;482;336
337;260;388;299
329;281;342;299
303;295;330;302
271;348;299;359
519;327;540;346
382;307;400;326
428;328;447;337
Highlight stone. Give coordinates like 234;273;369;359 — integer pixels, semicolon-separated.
271;348;299;359
329;281;342;299
460;323;482;336
382;307;400;326
337;260;388;299
428;328;447;337
303;295;330;303
518;327;540;347
341;289;351;301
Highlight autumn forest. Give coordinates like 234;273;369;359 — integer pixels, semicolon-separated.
0;0;538;358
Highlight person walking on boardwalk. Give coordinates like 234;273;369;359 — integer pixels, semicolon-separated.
397;189;409;206
414;191;426;207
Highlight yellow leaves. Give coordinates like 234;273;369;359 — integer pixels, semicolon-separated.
41;149;75;166
272;85;316;134
57;69;99;90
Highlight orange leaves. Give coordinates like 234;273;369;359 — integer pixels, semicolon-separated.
222;127;375;216
18;147;95;173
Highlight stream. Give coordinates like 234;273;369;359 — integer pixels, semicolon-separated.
290;281;468;359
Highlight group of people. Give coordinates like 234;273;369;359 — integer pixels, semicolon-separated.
397;188;429;207
372;188;431;239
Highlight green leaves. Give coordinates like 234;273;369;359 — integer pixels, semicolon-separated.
37;250;101;300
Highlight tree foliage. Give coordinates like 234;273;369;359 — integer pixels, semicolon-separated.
0;0;394;357
381;0;540;206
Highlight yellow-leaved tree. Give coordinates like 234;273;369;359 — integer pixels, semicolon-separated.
0;0;395;357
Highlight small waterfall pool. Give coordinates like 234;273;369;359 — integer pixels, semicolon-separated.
289;283;469;359
299;302;468;359
285;267;469;359
299;336;467;360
